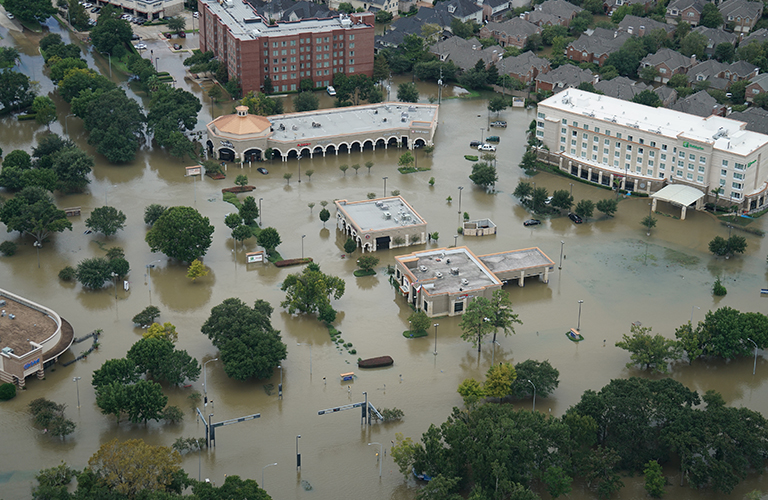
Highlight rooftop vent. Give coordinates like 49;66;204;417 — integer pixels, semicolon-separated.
419;265;428;272
461;279;469;286
435;272;443;279
450;267;460;275
1;347;13;355
383;212;391;219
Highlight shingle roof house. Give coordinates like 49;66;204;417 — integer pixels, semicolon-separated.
430;37;503;71
670;90;727;116
640;48;696;84
535;64;596;93
665;0;706;26
501;51;551;84
594;76;650;101
566;28;630;65
617;15;675;37
524;0;582;27
478;17;541;49
692;26;738;57
729;107;768;134
718;0;763;34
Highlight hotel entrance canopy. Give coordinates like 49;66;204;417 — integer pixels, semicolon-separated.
650;184;706;220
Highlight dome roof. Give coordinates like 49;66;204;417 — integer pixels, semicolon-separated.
213;106;271;135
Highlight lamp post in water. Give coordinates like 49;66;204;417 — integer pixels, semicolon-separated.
577;300;584;331
528;379;536;411
368;442;383;477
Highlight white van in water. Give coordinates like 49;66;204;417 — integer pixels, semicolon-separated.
327;86;336;96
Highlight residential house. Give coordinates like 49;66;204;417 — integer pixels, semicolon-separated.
481;0;512;22
692;26;738;57
746;73;768;102
435;0;484;24
688;59;731;91
670;90;728;116
617;15;675;37
502;51;551;84
375;6;452;50
594;76;650;101
604;0;655;16
729;107;768;134
654;85;678;107
566;28;630;65
728;60;760;81
718;0;763;34
281;2;333;21
524;0;582;27
248;0;303;21
740;27;768;46
478;17;541;49
535;64;596;93
665;0;706;26
640;48;696;84
430;37;503;71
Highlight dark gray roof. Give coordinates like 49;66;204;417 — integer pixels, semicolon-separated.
534;0;582;17
536;64;595;89
666;0;706;14
741;28;768;46
617;15;675;35
670;90;721;117
748;73;768;92
484;17;540;37
568;28;630;58
484;0;510;7
654;85;677;103
641;48;694;72
692;26;738;48
729;107;768;134
431;37;503;71
728;60;759;78
718;0;763;20
281;2;333;21
501;50;550;75
435;0;483;19
594;76;649;101
689;59;728;80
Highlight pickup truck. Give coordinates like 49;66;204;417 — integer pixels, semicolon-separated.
490;121;507;128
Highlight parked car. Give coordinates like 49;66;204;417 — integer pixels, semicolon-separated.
178;31;186;37
134;43;147;50
193;11;199;18
327;85;336;96
523;219;541;226
257;167;269;175
485;136;500;142
90;6;100;13
477;143;496;152
568;213;583;224
173;43;182;50
131;33;141;40
6;12;14;19
545;196;553;205
469;140;481;147
490;121;507;128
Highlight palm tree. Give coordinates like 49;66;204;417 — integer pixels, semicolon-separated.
711;188;721;212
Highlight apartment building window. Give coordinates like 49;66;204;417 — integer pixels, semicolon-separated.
593;145;598;152
659;163;665;170
281;41;286;47
628;135;633;142
349;34;355;40
562;118;567;124
721;169;727;176
697;175;704;182
538;112;545;119
660;153;666;160
573;121;578;127
661;144;667;151
584;125;589;131
734;172;744;180
626;154;631;160
627;145;632;151
582;133;588;139
273;42;278;47
735;162;745;170
650;141;656;147
291;57;296;63
538;121;544;128
649;151;655;157
732;192;742;199
593;136;599;142
581;151;586;158
593;154;598;160
649;160;654;166
560;146;566;152
636;157;642;164
604;139;610;145
639;138;644;144
291;84;296;90
571;148;576;154
561;137;566;143
687;172;693;179
605;129;611;136
614;160;619;166
571;139;577;146
291;40;296;46
561;128;567;134
614;151;620;157
350;51;354;56
688;153;695;161
603;148;609;154
688;163;694;170
698;165;705;173
264;42;268;47
617;133;622;139
699;156;706;164
722;159;729;166
594;127;600;133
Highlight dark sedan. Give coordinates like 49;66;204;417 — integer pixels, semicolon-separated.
568;213;583;224
523;219;541;226
257;167;269;175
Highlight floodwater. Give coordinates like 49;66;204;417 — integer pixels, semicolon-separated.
2;19;768;500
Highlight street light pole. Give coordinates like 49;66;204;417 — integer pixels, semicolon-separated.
296;435;301;471
155;57;160;72
559;240;564;270
383;176;388;197
368;442;383;477
577;300;584;331
111;272;118;299
301;235;306;259
73;377;81;409
278;364;283;399
196;441;202;481
203;358;218;406
748;338;758;375
528;379;536;412
453;234;458;247
433;323;439;355
298;154;302;183
457;186;464;227
146;260;161;305
690;305;700;325
262;462;277;488
259;198;263;226
297;342;312;374
65;113;75;136
105;52;112;79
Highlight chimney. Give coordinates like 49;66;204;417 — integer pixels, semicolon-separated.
691;54;696;63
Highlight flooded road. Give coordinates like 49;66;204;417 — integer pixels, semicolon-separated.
2;19;768;500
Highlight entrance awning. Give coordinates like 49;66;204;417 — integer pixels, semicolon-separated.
651;184;705;207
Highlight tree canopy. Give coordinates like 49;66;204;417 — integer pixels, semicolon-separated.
201;298;287;380
145;206;215;263
85;206;127;236
5;0;56;23
280;263;345;323
0;186;72;246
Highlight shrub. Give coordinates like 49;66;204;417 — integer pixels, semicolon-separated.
0;241;17;256
713;278;727;296
0;382;16;401
132;305;161;327
58;266;76;282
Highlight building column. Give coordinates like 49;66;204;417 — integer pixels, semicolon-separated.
598;170;603;185
621;177;626;190
646;181;651;194
577;164;582;178
542;267;549;283
587;167;593;182
652;198;658;211
519;270;525;287
559;155;564;171
37;366;44;379
681;205;687;220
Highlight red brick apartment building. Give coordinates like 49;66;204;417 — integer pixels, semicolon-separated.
198;0;374;94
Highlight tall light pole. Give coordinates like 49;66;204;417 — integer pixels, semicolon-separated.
528;379;536;412
457;186;464;227
569;182;574;197
262;462;277;488
748;338;758;375
368;442;383;477
647;202;652;236
297;342;312;374
203;358;218;406
278;364;283;399
433;323;439;355
65;113;75;136
296;435;301;471
559;240;565;270
155;57;160;72
259;198;263;226
196;441;202;481
690;305;700;325
73;376;81;409
146;260;161;305
479;127;484;143
577;300;584;331
297;154;302;183
301;235;306;259
104;52;112;79
383;176;388;197
111;272;118;299
453;234;458;247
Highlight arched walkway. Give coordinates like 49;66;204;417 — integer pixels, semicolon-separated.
243;148;262;162
218;147;235;161
414;138;426;148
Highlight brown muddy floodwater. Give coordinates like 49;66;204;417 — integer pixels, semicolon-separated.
2;19;768;500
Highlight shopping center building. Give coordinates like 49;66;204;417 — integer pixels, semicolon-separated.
536;89;768;215
0;289;74;388
206;102;439;162
335;196;427;252
394;247;554;318
199;0;374;94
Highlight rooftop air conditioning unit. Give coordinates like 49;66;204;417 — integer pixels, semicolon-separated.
435;272;443;279
402;214;411;220
0;300;5;306
1;347;13;355
461;278;469;286
419;265;428;272
383;212;391;219
381;204;388;210
450;267;459;275
8;314;15;319
375;201;383;207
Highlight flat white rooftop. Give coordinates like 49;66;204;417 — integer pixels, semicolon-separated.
337;196;425;231
479;248;554;275
399;247;501;295
539;89;768;157
202;0;368;40
268;103;438;144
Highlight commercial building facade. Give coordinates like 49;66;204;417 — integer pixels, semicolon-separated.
96;0;184;18
536;89;768;214
198;0;375;94
335;196;427;252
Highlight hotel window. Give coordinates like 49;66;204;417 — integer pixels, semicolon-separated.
614;151;620;157
561;128;567;134
572;139;577;145
536;129;543;137
582;142;588;149
639;138;644;145
573;131;577;136
735;162;745;170
661;144;667;151
593;154;597;160
583;133;588;139
688;163;694;170
720;178;726;186
626;163;631;170
627;135;633;142
689;154;696;161
699;156;706;164
732;182;743;189
614;160;619;166
647;169;653;175
593;145;598;151
659;163;665;170
571;148;576;154
678;160;685;167
594;127;600;133
581;151;587;158
561;137;566;143
594;136;599;142
687;172;693;179
637;156;643;163
617;133;622;139
562;118;567;124
616;142;621;148
604;139;610;145
722;159;729;166
677;170;683;177
603;148;609;154
734;172;744;180
637;148;643;154
605;130;611;136
584;125;589;131
573;121;578;127
560;146;566;152
651;141;656;147
648;160;654;166
538;112;545;119
659;172;665;178
721;169;727;176
732;192;742;199
661;153;666;160
698;165;705;173
697;175;704;182
538;121;545;128
603;158;608;164
649;151;655;158
635;166;642;173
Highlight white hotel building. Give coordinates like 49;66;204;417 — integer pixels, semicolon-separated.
536;89;768;215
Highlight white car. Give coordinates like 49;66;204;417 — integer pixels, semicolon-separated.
6;12;14;19
477;143;496;152
327;86;336;96
134;43;147;50
193;11;199;18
